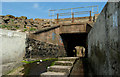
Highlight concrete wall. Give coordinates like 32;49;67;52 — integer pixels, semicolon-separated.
88;2;120;75
60;24;86;34
0;29;26;75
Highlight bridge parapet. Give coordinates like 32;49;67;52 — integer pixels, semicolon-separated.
59;21;93;34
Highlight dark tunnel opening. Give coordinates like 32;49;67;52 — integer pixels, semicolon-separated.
60;33;88;57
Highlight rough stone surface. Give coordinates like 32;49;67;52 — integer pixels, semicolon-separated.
25;38;66;59
88;2;120;75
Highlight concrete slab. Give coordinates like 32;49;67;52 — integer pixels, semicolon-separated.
58;57;79;61
41;72;68;77
54;61;74;66
47;65;72;74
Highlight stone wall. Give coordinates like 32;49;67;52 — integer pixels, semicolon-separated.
29;25;64;45
25;38;66;59
88;2;120;75
0;29;26;75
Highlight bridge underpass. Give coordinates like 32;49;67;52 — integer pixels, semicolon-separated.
60;33;88;57
5;5;100;76
59;32;92;77
2;2;120;76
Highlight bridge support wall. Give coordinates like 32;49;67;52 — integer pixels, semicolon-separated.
88;2;120;75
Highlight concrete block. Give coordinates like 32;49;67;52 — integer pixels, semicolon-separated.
58;57;79;62
47;65;72;74
54;61;74;66
40;72;68;77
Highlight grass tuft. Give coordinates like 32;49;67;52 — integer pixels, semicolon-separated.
21;58;58;64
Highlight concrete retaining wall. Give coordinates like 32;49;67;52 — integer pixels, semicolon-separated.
88;2;120;75
0;29;26;75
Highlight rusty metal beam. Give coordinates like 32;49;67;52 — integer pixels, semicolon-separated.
72;12;74;23
57;13;59;23
49;5;98;11
89;11;92;21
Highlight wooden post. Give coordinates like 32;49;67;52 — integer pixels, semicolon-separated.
57;13;59;23
72;12;74;23
89;11;92;21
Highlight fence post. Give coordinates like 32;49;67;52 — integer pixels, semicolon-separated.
72;12;74;23
89;11;92;21
57;13;59;23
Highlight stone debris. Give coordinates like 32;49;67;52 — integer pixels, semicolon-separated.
0;15;56;33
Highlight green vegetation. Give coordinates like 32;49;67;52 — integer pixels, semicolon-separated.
23;29;27;32
42;58;58;61
15;26;19;29
7;26;12;30
77;51;79;55
24;25;26;28
10;19;14;22
6;66;23;75
0;25;19;30
21;58;58;64
50;61;56;66
22;60;38;64
0;25;7;28
29;27;36;31
23;64;30;75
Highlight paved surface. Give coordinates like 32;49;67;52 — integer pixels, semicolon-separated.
69;58;93;77
69;59;84;77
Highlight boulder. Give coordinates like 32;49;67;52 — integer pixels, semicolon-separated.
6;15;15;18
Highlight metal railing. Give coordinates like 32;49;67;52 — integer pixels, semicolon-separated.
49;5;99;23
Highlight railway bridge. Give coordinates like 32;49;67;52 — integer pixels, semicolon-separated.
3;2;120;76
29;5;98;57
30;20;94;57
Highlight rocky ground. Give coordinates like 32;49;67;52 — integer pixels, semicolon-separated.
0;15;56;33
25;38;66;59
